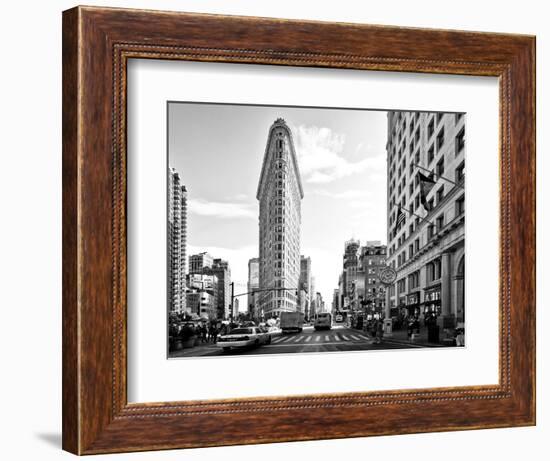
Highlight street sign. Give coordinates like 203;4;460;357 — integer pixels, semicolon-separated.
378;266;397;286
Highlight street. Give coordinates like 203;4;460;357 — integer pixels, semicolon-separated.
170;325;424;358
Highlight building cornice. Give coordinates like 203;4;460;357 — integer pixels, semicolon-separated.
256;118;304;200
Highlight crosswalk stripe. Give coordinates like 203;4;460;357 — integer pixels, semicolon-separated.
342;335;350;341
273;337;285;343
324;335;330;341
305;336;311;342
350;335;361;341
315;336;321;342
293;336;303;342
334;335;341;341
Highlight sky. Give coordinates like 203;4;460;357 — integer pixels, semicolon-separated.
168;102;388;309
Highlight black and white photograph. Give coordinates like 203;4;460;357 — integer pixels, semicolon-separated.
167;102;466;358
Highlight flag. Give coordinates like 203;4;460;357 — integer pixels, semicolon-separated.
418;171;436;212
393;207;406;235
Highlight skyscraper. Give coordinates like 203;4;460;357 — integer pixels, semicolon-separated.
167;167;187;314
342;238;360;311
188;252;213;273
257;118;304;318
189;252;231;320
247;257;260;319
334;240;387;320
385;111;465;331
209;259;231;320
299;256;312;319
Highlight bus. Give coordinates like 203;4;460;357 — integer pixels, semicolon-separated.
314;312;332;331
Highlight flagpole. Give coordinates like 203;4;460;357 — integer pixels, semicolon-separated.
413;163;464;189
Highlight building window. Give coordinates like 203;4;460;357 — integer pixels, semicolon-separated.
437;128;445;151
455;162;465;183
414;238;420;252
456;196;465;216
436;214;444;231
437;158;444;177
427;224;435;241
455;127;465;155
397;278;406;294
408;271;420;289
427;118;434;138
428;144;435;164
426;259;441;282
436;185;445;204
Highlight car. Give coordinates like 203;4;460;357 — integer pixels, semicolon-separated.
217;326;271;352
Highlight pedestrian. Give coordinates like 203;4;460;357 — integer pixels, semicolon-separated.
201;324;208;343
376;319;384;344
407;318;414;339
211;324;218;343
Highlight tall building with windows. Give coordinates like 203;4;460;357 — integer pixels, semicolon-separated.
257;118;304;318
208;259;231;320
189;252;213;273
167;167;187;314
341;238;361;311
299;256;312;319
357;241;387;315
334;240;387;320
247;257;260;319
385;111;465;331
189;253;231;320
309;276;317;318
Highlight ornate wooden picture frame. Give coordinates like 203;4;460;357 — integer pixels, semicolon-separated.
62;5;535;455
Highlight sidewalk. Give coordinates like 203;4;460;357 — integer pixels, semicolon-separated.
169;340;220;358
384;327;453;348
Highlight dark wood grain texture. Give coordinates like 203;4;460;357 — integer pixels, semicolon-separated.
62;5;536;455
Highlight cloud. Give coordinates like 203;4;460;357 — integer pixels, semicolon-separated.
188;198;255;219
312;189;367;200
294;125;384;184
